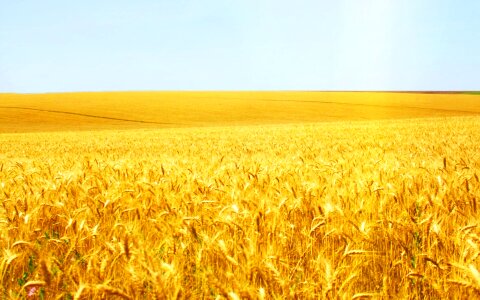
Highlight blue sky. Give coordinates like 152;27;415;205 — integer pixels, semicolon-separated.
1;0;479;92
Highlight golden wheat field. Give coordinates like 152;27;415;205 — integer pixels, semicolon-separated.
1;92;480;299
1;92;480;133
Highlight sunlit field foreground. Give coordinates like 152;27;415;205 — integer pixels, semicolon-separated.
0;114;479;299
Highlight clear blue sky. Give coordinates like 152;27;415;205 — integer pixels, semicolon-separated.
1;1;479;92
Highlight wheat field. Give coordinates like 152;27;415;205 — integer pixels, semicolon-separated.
1;91;480;133
1;92;480;299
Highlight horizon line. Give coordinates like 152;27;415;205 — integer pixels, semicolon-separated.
1;90;480;95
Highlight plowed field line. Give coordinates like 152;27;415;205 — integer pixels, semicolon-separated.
0;106;183;125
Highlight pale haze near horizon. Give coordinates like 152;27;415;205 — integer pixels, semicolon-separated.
0;0;479;93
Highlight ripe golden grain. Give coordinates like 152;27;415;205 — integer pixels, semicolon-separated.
0;92;479;298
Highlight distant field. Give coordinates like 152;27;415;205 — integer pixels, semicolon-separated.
1;91;479;132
